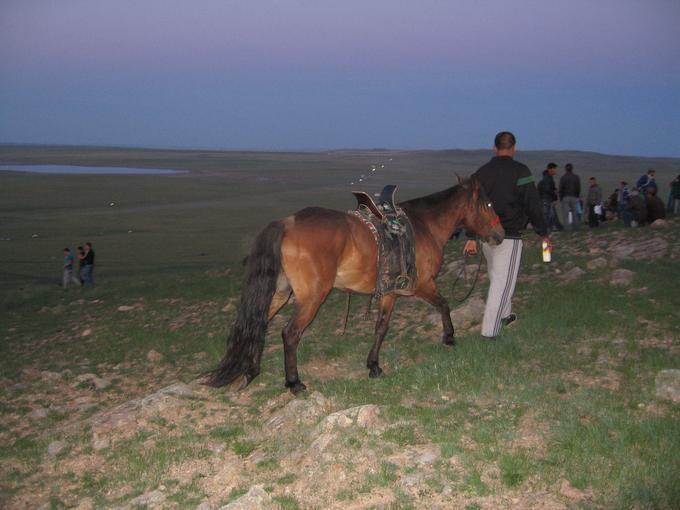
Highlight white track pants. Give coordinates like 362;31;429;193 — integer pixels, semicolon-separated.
481;238;523;338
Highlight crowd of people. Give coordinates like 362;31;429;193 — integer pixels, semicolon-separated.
62;242;95;289
537;164;680;231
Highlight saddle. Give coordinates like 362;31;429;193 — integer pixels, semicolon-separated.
351;185;418;296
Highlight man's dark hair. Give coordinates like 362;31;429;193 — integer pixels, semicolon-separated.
77;246;83;251
565;163;573;172
86;242;92;248
64;247;70;252
547;162;558;169
648;169;655;175
494;131;516;150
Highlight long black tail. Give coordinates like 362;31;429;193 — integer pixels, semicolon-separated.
204;220;284;388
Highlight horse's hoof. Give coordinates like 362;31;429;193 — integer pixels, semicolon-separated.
368;365;383;378
285;380;307;395
442;335;456;347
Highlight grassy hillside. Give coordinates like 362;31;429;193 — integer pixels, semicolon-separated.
1;146;679;509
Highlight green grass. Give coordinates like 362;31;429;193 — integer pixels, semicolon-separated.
1;147;679;508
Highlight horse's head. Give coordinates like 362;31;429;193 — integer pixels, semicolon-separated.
458;175;504;245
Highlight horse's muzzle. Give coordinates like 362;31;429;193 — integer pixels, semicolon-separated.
488;228;505;246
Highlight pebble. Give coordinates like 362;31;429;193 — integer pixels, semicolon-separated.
47;440;67;457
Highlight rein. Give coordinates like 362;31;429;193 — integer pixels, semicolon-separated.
449;239;483;303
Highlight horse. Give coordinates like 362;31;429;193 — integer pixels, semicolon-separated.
205;176;504;394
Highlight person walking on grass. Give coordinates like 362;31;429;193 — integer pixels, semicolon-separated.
62;248;80;288
463;131;550;339
559;163;581;229
585;177;603;228
79;242;96;287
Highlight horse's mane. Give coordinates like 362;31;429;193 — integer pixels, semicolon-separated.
399;177;473;218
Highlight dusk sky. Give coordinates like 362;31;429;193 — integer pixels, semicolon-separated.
1;1;679;156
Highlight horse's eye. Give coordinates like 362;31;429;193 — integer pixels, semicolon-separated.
487;202;492;208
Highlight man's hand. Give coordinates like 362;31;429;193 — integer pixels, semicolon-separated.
463;240;477;257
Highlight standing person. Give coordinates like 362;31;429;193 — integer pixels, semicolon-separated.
625;188;647;227
646;187;666;223
669;174;680;215
80;242;96;287
617;181;630;220
537;163;563;232
559;163;581;229
585;177;603;228
463;131;550;339
76;246;85;285
62;248;80;288
636;169;657;198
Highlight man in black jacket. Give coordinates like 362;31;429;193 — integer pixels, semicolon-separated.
464;132;550;338
537;162;563;232
559;163;581;229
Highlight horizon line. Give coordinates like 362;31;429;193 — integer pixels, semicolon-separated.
0;142;679;160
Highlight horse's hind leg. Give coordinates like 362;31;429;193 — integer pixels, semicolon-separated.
366;294;397;378
282;288;328;394
416;279;455;346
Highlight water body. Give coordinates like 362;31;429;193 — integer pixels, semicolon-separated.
0;164;187;175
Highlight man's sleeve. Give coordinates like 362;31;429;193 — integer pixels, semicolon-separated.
558;176;564;200
518;169;548;237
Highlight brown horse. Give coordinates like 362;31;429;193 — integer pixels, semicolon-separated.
206;177;504;394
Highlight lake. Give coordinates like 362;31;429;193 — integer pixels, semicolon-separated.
0;164;186;175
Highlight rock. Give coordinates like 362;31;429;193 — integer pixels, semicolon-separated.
195;502;212;510
650;219;667;229
28;407;49;419
561;267;585;283
586;257;608;270
40;370;62;382
451;297;486;324
92;433;110;451
610;237;668;260
265;392;332;431
117;305;136;312
126;489;166;508
74;497;95;510
75;373;111;390
81;328;92;337
610;269;634;287
317;404;381;434
221;303;235;313
91;382;195;432
559;479;590;501
47;440;67;457
219;485;272;510
146;349;163;363
655;369;680;403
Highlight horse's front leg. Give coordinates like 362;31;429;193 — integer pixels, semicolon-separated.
366;293;397;378
416;279;455;346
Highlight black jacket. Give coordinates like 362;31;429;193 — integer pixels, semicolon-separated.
471;156;548;239
559;172;581;199
537;171;557;202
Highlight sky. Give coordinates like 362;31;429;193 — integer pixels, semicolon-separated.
1;0;679;157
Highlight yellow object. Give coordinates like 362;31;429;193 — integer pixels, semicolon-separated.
542;240;551;262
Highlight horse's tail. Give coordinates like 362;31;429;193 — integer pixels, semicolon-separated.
204;220;284;388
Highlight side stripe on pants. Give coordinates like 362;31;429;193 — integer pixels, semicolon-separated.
481;238;523;338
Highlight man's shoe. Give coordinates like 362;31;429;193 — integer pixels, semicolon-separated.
501;314;517;327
